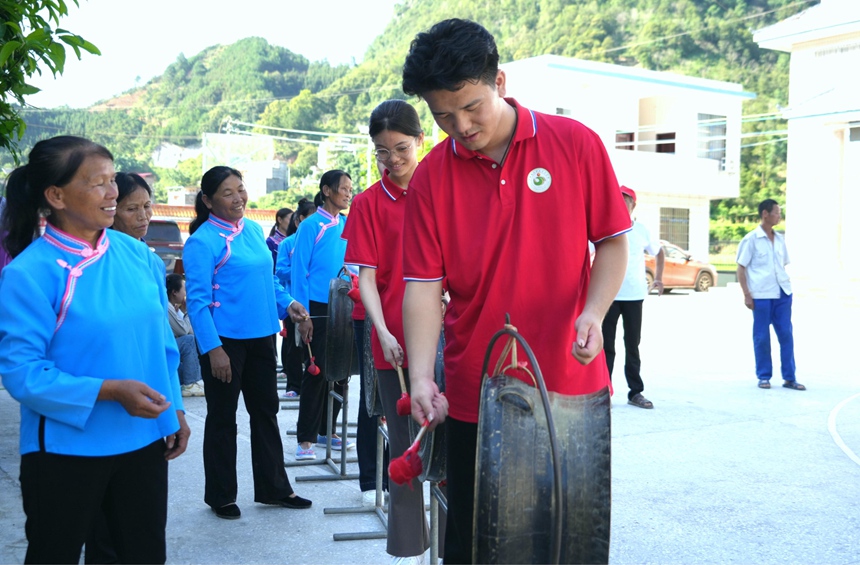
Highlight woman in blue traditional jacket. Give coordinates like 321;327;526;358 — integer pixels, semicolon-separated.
182;165;311;520
275;198;316;398
291;170;355;460
0;136;190;564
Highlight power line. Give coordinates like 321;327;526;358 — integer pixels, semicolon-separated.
18;2;814;115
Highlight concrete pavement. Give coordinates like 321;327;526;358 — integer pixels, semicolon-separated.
1;286;859;564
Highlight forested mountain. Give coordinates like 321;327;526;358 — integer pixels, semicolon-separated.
11;0;813;230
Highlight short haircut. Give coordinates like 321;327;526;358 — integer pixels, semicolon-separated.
758;199;779;217
402;18;499;97
116;172;152;204
165;273;184;297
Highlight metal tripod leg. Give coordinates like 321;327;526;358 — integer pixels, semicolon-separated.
291;380;359;481
430;482;447;564
326;418;390;541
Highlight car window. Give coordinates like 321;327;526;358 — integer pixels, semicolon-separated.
664;246;684;260
147;222;182;243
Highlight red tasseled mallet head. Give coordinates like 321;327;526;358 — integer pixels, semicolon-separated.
347;273;362;303
388;421;429;486
395;366;411;416
306;342;320;375
396;393;412;416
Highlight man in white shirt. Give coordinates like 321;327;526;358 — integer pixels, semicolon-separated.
736;199;805;391
602;186;664;409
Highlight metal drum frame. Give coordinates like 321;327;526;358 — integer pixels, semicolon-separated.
474;323;611;565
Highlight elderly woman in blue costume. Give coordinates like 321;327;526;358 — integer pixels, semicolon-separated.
0;136;190;564
182;165;311;520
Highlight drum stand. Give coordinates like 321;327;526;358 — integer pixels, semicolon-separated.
429;482;447;565
324;417;389;541
284;380;359;481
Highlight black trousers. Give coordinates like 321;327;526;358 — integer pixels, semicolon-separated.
354;319;389;492
296;301;344;444
20;439;167;565
200;335;295;508
280;320;303;394
444;417;478;564
602;299;645;400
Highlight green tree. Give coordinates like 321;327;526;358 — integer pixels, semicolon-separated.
0;0;99;160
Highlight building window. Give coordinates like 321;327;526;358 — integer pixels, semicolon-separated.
615;131;635;151
556;108;572;116
660;207;689;249
656;133;676;154
698;113;727;168
850;126;860;142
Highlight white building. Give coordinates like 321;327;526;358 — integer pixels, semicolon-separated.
503;54;752;261
754;0;860;296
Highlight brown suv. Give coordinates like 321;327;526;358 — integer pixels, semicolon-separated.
146;218;184;273
645;240;718;293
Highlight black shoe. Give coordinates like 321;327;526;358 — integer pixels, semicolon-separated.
628;393;654;409
213;503;241;520
262;494;313;509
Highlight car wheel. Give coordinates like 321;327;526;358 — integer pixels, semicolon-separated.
645;270;654;292
695;271;713;292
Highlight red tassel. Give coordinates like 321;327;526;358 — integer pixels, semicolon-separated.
347;287;361;303
388;421;429;486
306;342;320;376
395;366;411;415
396;393;411;416
279;328;287;337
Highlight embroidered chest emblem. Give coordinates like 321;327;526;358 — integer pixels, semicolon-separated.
527;168;552;193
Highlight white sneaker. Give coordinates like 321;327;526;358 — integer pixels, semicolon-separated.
391;554;426;565
181;382;205;397
361;490;377;507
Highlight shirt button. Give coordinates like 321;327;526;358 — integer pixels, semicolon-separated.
501;180;506;185
492;164;498;169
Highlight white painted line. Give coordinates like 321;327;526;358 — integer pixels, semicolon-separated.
828;392;860;467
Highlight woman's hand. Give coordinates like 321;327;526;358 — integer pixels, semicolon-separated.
208;347;232;383
378;328;404;368
165;411;191;460
98;380;171;418
288;301;310;324
298;318;313;344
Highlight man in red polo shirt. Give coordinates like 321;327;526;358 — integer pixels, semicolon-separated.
401;18;631;563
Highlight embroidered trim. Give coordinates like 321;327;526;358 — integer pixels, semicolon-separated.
43;227;110;332
314;209;341;245
208;216;245;274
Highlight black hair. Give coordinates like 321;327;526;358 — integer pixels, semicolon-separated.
2;136;113;258
269;207;293;237
115;172;152;204
758;199;779;218
314;170;351;208
189;166;243;235
166;273;185;297
369;100;423;139
287;198;315;237
402;18;500;97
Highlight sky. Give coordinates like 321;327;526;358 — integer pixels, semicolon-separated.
27;0;400;109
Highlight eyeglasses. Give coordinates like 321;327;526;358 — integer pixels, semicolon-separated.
374;141;415;162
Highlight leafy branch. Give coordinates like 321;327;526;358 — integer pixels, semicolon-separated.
0;0;100;161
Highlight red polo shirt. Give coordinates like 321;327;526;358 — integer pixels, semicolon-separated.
402;99;631;423
343;171;410;370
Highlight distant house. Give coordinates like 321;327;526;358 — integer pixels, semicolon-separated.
754;0;860;296
503;54;752;261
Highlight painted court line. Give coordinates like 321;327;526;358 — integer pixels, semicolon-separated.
828;392;860;467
